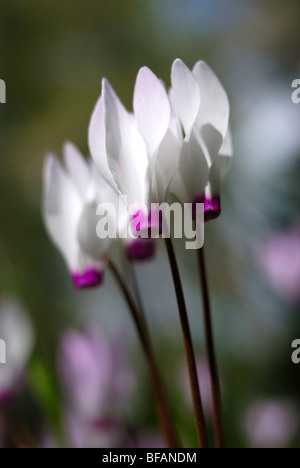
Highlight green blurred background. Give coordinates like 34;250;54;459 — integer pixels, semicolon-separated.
0;0;300;448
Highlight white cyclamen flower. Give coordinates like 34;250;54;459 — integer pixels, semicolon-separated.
0;298;34;402
89;70;171;219
89;69;171;258
168;59;233;221
42;142;115;289
89;59;232;227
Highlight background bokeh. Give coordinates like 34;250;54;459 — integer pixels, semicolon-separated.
0;0;300;448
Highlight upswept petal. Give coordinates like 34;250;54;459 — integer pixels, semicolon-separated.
77;202;111;261
63;142;90;198
90;163;129;236
133;67;170;157
209;128;233;195
170;59;201;136
196;125;224;168
153;125;182;203
103;79;148;206
43;154;83;272
176;130;209;203
209;156;231;195
88;93;117;188
219;128;233;157
193;61;229;142
168;171;190;207
88;162;117;205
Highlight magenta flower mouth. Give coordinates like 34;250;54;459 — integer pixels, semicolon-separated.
130;208;163;238
0;389;10;406
126;238;156;262
192;194;221;222
72;268;104;289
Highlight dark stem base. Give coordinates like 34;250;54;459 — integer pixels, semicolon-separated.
198;247;224;449
164;238;209;448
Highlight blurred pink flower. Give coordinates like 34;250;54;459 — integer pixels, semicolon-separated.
58;325;136;422
126;431;164;448
42;417;125;448
40;427;58;449
66;414;125;449
65;417;163;449
0;298;34;402
244;398;299;448
257;224;300;303
181;358;213;419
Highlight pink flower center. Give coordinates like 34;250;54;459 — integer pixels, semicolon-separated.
130;208;163;238
192;194;221;222
72;268;104;289
126;238;156;262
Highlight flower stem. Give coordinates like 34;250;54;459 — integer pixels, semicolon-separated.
197;247;224;448
108;260;179;448
164;238;209;448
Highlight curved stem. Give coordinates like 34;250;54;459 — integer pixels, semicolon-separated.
164;238;209;448
197;247;224;448
108;260;179;448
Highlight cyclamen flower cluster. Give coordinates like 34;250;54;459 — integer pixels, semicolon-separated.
42;59;232;289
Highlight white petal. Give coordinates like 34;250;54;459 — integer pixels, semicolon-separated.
209;128;233;194
169;170;190;205
152;125;182;203
63;142;90;198
103;79;148;206
220;127;233;157
77;202;111;260
42;154;83;271
88;92;117;187
169;111;183;142
168;88;184;140
209;154;232;195
90;164;129;236
89;162;118;205
133;67;170;156
145;155;159;204
177;131;209;202
196;125;223;168
170;59;201;135
193;61;229;141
